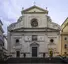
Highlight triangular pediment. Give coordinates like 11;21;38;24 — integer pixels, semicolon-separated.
61;17;68;32
21;5;48;14
30;42;39;46
61;17;68;29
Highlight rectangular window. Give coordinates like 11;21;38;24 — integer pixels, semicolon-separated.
3;42;4;46
32;35;37;41
64;44;67;49
15;39;20;45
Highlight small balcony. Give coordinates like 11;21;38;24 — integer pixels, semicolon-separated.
13;44;22;50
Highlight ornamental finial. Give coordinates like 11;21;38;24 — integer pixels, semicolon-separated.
22;7;24;10
46;7;47;10
33;1;36;6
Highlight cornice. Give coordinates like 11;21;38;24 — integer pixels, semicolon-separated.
8;27;60;31
61;32;68;35
22;11;48;14
10;30;59;33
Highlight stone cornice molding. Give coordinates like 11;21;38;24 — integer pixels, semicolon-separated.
8;27;60;33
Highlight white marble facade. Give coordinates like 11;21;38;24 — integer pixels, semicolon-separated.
7;5;61;58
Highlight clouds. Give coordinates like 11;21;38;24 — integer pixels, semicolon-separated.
0;0;68;34
0;0;21;34
0;0;21;21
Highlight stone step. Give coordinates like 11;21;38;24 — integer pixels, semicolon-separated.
5;57;67;63
3;63;66;64
1;63;68;64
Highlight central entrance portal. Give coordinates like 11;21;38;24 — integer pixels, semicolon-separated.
16;51;20;57
32;47;37;57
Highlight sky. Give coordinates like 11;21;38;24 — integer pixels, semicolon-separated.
0;0;68;34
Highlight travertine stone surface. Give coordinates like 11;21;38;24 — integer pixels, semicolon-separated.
7;5;61;57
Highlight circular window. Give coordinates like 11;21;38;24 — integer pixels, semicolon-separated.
31;18;38;27
50;39;54;42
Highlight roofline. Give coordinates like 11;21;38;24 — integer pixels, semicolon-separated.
61;17;68;27
0;20;3;25
61;17;68;30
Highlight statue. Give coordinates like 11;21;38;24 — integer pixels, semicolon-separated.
49;50;53;57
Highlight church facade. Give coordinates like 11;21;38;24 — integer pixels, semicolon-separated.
7;5;61;58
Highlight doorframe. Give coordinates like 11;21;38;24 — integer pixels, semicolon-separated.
30;42;39;57
16;50;20;57
31;46;38;57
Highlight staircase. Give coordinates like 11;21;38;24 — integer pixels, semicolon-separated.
4;57;67;63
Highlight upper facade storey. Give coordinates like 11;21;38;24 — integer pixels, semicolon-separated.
8;5;60;31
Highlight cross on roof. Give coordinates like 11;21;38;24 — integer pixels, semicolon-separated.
33;1;36;5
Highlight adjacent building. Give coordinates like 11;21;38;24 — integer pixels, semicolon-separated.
7;5;61;58
61;17;68;56
0;20;7;60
